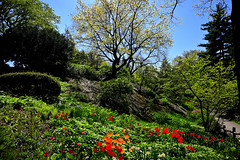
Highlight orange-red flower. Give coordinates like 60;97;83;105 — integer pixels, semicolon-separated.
124;135;129;139
108;132;113;137
97;142;102;147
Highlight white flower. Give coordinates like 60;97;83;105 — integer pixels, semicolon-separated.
146;151;151;155
158;153;166;158
112;157;117;160
102;156;108;160
148;147;152;150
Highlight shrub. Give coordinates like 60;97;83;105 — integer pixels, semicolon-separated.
68;63;99;80
98;78;133;113
0;72;61;98
98;64;112;80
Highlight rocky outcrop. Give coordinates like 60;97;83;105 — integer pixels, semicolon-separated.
68;78;187;119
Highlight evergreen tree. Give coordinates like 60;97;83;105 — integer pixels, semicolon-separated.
199;3;232;66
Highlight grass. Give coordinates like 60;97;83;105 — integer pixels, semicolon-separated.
0;89;240;159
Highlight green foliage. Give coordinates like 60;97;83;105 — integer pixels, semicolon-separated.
1;26;74;77
0;0;60;35
175;52;238;131
152;112;171;124
0;91;239;160
98;64;112;80
71;50;104;69
0;72;61;99
199;3;233;66
98;78;133;113
68;63;99;80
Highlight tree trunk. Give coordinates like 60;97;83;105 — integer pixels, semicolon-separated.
231;0;240;113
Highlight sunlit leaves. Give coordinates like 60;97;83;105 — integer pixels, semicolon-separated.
73;0;176;75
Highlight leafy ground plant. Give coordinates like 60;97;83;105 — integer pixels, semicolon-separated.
0;94;240;159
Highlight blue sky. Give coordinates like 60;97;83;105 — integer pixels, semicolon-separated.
40;0;230;61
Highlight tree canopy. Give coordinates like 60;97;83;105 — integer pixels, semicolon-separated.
73;0;176;79
198;3;232;66
0;26;74;77
0;0;60;35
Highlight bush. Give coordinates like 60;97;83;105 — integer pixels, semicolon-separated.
68;63;99;80
98;64;112;80
0;72;61;98
98;78;133;113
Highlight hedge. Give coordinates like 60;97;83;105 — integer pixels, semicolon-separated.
0;72;61;98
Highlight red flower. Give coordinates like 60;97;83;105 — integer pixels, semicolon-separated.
52;137;55;140
203;136;207;140
154;127;160;132
93;148;97;153
66;113;69;115
125;130;128;134
61;115;64;117
137;123;139;125
119;156;124;160
106;144;112;151
77;143;80;146
62;150;65;153
190;133;195;137
43;152;48;157
82;132;85;135
55;115;58;118
186;145;195;152
64;117;67;120
111;115;114;117
220;138;224;141
197;135;201;139
101;147;105;152
62;112;64;115
38;114;41;117
162;127;169;134
212;137;215;141
107;150;111;156
157;132;160;136
177;136;183;143
136;130;139;133
110;118;113;121
111;152;116;157
97;142;102;147
117;148;123;153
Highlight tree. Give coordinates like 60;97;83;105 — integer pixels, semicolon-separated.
73;0;175;79
0;0;60;35
198;3;232;66
189;0;240;115
174;51;237;131
0;26;74;77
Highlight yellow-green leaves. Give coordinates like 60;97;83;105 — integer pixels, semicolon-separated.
73;0;176;75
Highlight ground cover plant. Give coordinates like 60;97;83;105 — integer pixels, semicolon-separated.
0;90;239;160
